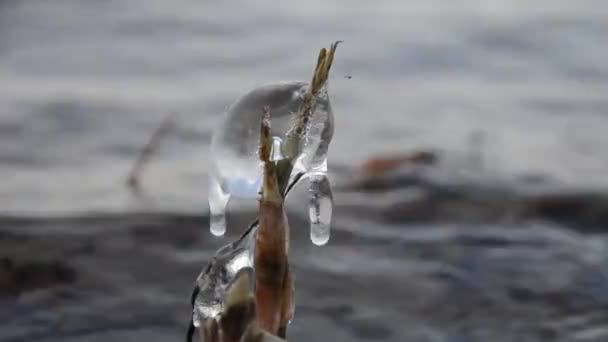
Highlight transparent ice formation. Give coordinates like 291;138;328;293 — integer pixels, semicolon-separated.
308;171;333;245
209;81;334;245
192;226;255;326
192;221;296;329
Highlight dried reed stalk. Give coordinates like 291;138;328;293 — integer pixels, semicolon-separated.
254;106;293;337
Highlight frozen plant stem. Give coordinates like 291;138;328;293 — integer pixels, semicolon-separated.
282;41;341;161
193;41;341;341
280;41;340;247
252;40;342;333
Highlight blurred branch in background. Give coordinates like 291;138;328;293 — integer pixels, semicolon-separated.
126;111;178;198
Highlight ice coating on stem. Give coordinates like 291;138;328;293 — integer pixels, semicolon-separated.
192;224;256;326
208;41;339;243
208;82;334;239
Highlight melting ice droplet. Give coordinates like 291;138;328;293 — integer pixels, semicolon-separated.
309;172;333;246
271;136;284;162
208;174;229;237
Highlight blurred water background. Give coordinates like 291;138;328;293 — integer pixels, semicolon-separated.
2;0;608;214
2;1;608;341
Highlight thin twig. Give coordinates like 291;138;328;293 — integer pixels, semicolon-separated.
126;112;178;196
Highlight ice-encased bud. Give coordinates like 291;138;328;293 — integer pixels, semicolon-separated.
192;228;255;326
208;82;334;243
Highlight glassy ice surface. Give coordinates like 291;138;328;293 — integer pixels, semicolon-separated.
271;136;284;162
209;81;335;242
192;226;256;326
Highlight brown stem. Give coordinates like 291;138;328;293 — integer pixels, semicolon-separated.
254;106;290;334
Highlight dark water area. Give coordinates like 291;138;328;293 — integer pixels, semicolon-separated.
2;0;608;341
3;209;608;341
